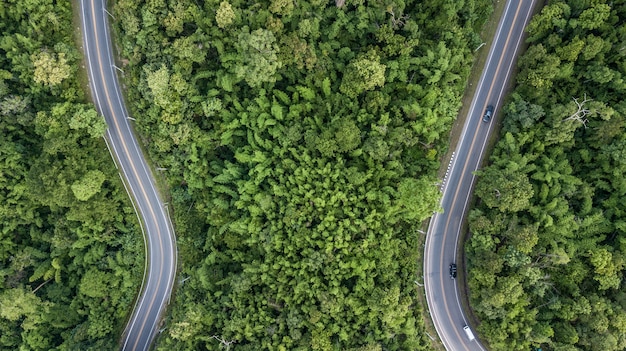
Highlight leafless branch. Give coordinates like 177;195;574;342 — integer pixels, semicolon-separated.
564;93;592;128
388;8;409;29
32;278;53;294
212;335;236;350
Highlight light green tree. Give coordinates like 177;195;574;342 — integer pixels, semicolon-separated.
235;28;282;88
0;288;38;322
216;1;235;29
395;177;441;221
79;268;112;298
70;106;107;138
32;51;71;86
334;119;361;153
340;51;386;97
71;170;106;201
269;0;294;16
576;4;611;30
589;248;622;290
145;64;170;108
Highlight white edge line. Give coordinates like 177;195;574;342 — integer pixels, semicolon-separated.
98;0;178;348
451;1;538;351
424;0;517;350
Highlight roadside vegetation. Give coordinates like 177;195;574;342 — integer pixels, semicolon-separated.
0;1;143;350
110;0;491;349
468;1;626;350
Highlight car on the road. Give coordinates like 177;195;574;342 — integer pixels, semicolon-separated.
463;325;476;341
449;263;457;279
482;105;494;122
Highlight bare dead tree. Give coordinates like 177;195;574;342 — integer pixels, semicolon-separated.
335;0;345;8
563;94;592;128
387;8;409;29
212;335;236;351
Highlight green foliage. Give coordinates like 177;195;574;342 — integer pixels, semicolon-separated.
32;51;71;86
235;28;282;88
0;1;142;349
110;0;491;349
70;106;107;138
475;167;534;212
71;170;106;201
215;1;236;29
469;2;626;350
340;51;387;98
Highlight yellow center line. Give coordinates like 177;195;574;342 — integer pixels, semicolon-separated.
88;1;165;350
437;0;525;348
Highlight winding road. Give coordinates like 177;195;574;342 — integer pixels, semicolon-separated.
79;1;177;350
423;0;538;350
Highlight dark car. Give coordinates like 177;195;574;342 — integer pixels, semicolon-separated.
482;105;494;122
449;263;457;279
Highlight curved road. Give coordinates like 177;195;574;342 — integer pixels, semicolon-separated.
79;1;177;350
424;0;538;350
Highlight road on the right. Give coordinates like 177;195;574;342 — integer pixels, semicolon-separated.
423;0;539;350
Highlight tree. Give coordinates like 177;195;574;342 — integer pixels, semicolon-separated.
363;136;389;161
525;2;570;43
340;51;386;98
502;93;545;132
32;51;71;86
562;94;592;127
145;64;171;108
70;106;107;138
269;0;294;17
106;0;498;349
575;4;610;30
467;2;626;349
334;119;361;153
517;44;561;91
0;1;142;349
588;248;622;290
395;177;441;221
0;287;46;325
235;28;282;88
475;167;533;212
0;95;30;116
71;170;106;201
215;1;235;29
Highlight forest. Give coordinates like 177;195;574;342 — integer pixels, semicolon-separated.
109;0;492;349
467;0;626;350
0;1;143;350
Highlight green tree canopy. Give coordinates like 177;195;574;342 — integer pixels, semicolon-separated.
340;51;386;98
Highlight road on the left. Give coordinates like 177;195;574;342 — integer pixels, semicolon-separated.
79;0;177;350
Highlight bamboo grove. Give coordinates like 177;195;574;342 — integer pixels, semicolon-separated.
110;0;491;349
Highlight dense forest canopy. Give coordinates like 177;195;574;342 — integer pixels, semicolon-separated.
111;0;492;349
468;0;626;350
0;0;142;350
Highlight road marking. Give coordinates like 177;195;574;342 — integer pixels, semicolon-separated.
438;0;525;348
82;1;174;350
447;2;538;349
95;5;169;349
424;0;527;349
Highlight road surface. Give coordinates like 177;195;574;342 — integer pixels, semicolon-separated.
79;1;177;350
423;0;538;350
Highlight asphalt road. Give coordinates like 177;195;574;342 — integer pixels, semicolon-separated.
79;1;177;350
423;0;538;350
